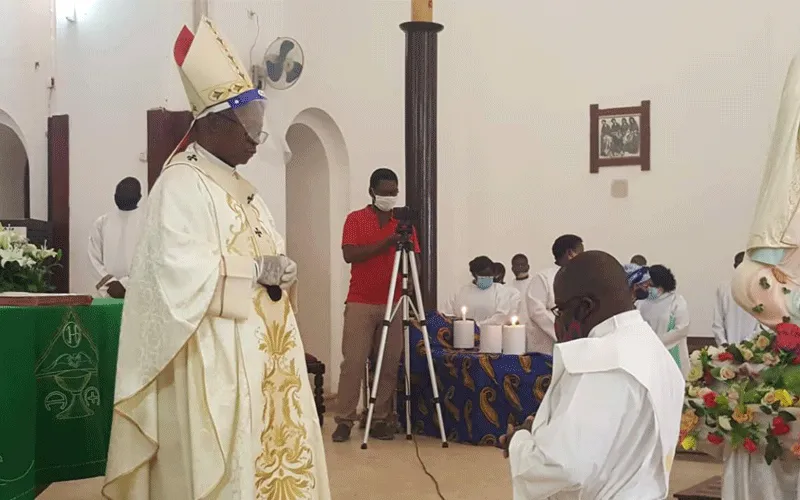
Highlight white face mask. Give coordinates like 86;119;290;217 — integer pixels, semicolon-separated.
373;195;397;212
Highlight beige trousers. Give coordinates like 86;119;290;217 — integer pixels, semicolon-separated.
335;302;403;424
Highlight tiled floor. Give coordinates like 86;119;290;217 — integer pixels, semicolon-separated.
41;425;721;499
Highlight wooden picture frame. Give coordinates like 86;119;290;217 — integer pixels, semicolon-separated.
590;100;650;174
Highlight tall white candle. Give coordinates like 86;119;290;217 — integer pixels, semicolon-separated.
453;319;475;349
460;306;467;322
503;316;526;355
480;324;503;353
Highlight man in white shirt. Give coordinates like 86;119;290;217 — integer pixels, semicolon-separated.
501;251;684;500
87;177;144;298
525;234;583;354
714;251;759;345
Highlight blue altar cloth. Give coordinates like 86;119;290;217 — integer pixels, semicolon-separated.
399;312;554;445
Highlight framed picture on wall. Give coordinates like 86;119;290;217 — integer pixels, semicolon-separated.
589;100;650;173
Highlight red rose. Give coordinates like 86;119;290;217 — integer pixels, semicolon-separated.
718;352;735;362
776;323;800;354
702;392;718;408
707;433;724;445
772;417;791;436
743;437;758;453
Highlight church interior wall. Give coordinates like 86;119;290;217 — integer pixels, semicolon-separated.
7;0;800;342
0;0;53;221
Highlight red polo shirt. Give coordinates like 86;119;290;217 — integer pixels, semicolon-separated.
342;206;421;305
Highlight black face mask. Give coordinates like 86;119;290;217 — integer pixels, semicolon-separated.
634;288;649;301
115;194;140;211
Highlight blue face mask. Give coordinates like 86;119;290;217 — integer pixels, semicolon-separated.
475;276;494;290
648;287;661;300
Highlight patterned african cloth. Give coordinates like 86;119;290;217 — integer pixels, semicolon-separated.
399;312;553;445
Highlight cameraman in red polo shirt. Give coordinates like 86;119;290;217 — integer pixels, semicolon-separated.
332;168;420;443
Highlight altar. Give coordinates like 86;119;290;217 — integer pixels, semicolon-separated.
0;299;122;500
400;312;554;445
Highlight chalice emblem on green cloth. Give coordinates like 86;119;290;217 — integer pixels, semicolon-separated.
35;311;100;420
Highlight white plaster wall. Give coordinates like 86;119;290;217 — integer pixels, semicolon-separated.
0;125;29;219
286;123;332;380
0;0;54;220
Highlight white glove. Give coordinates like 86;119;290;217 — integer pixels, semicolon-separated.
255;255;297;290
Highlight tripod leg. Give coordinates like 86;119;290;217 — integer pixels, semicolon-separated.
402;250;413;440
407;251;449;448
361;249;403;450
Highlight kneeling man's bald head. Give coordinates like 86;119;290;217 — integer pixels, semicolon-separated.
552;251;634;341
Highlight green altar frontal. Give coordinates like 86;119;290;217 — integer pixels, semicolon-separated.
0;298;122;500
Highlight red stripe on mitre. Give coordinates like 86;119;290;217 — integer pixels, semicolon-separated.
173;26;195;66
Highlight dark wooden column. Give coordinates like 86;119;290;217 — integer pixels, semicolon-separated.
401;20;443;312
48;115;70;293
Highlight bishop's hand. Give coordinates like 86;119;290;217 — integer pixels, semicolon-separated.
255;255;298;290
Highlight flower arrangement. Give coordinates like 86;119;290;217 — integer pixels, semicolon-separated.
682;322;800;464
0;227;61;293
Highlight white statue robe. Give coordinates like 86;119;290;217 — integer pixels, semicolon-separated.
733;53;800;328
102;143;330;500
524;267;559;355
728;52;800;500
445;282;521;329
88;206;144;296
508;311;684;500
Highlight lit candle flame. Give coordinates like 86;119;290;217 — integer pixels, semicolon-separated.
511;316;518;326
461;306;467;321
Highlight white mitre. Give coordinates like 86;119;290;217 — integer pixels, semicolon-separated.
172;17;291;165
173;16;265;118
746;53;800;251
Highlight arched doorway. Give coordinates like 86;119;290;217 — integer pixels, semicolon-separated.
0;112;29;219
285;108;350;393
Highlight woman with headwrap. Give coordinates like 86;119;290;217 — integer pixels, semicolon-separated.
624;263;651;302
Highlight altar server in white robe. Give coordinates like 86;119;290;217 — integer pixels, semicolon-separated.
713;251;759;345
446;256;521;327
501;251;683;500
102;17;330;500
87;177;144;298
637;264;690;378
525;235;583;354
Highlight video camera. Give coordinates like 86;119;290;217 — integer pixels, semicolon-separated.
392;206;415;238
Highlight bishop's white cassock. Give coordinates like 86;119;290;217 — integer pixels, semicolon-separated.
712;281;760;345
102;16;329;500
524;267;559;354
445;282;521;328
508;310;683;500
102;144;330;499
88;207;144;295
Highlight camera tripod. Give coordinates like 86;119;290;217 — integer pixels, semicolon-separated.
361;234;448;449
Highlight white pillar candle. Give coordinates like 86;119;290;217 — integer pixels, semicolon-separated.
453;319;475;349
480;324;503;353
460;306;467;322
502;316;526;355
